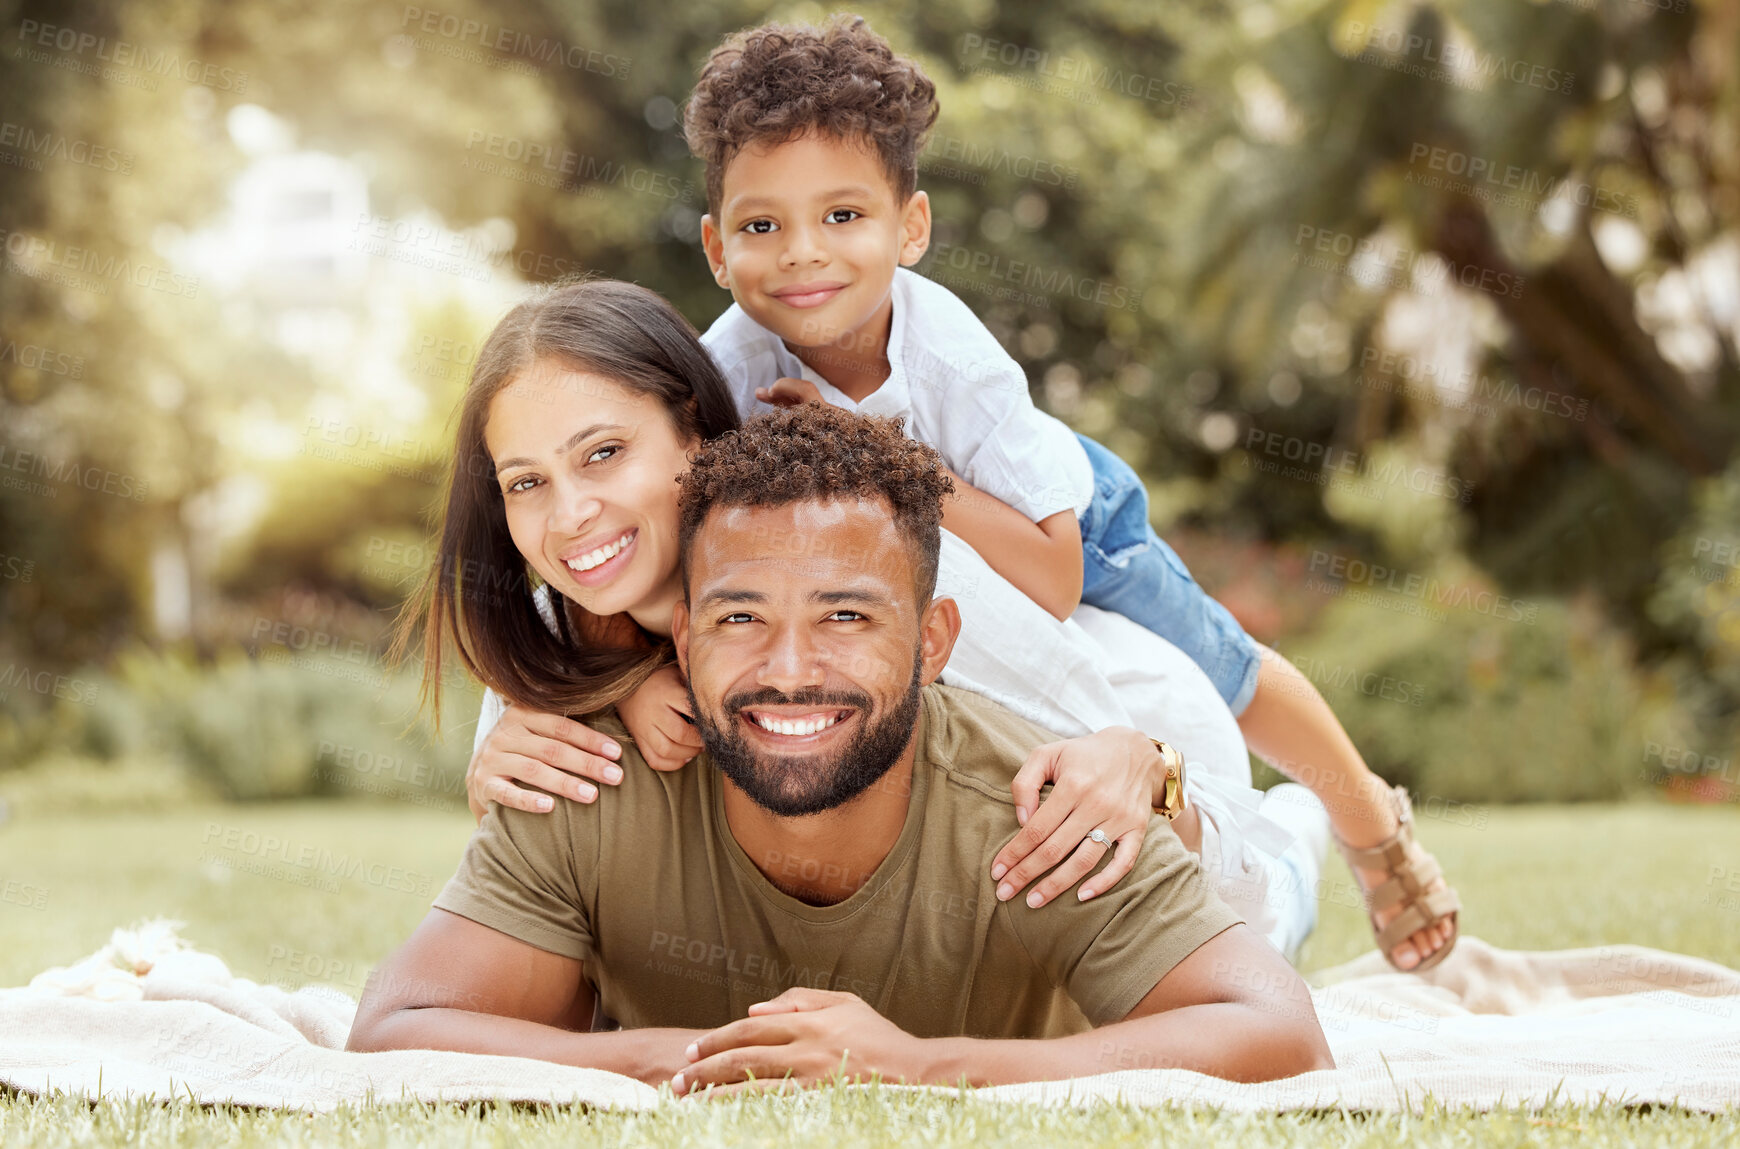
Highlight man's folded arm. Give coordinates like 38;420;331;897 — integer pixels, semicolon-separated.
346;908;702;1086
921;923;1335;1085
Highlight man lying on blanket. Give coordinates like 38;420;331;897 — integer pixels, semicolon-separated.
349;408;1333;1092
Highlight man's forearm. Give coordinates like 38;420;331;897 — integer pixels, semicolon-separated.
917;1001;1332;1086
348;1007;702;1087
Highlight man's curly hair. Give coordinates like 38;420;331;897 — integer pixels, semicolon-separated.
678;404;954;600
683;15;939;217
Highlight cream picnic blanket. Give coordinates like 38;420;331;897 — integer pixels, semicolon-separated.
1;921;1736;1112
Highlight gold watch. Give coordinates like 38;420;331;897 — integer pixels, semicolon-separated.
1150;739;1187;821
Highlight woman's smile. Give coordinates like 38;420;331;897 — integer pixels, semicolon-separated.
561;527;639;587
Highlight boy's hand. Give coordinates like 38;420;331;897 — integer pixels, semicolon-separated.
466;705;624;822
754;377;824;408
618;663;704;772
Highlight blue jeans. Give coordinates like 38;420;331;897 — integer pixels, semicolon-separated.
1076;433;1262;715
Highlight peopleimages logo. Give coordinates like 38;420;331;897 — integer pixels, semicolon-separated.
16;20;250;92
1343;23;1574;94
1307;551;1540;625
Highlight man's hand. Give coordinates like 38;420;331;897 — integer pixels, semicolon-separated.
673;988;929;1097
991;726;1167;908
754;376;825;407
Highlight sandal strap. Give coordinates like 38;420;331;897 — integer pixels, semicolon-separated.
1332;783;1462;959
1332;783;1416;867
1366;853;1444;913
1375;887;1462;953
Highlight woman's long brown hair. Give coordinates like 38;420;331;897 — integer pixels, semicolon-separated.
392;277;741;722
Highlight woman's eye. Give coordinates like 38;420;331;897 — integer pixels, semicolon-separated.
743;219;777;235
586;444;621;464
504;475;539;494
824;209;860;224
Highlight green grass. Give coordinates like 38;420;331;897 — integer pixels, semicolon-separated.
2;799;1738;1145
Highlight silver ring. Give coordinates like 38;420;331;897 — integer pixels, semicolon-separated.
1087;828;1111;848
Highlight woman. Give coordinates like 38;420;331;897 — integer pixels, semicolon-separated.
402;278;1333;959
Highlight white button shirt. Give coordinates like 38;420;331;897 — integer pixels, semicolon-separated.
699;267;1095;522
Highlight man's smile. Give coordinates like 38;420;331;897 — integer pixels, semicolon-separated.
736;705;860;744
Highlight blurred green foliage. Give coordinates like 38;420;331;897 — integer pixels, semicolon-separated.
1;0;1737;800
1;650;474;806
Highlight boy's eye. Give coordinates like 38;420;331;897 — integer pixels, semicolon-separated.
743;219;778;235
824;209;860;224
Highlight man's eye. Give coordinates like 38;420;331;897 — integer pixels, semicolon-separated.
826;610;866;622
824;209;860;224
721;612;756;624
743;219;777;235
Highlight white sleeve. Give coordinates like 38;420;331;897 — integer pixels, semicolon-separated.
936;530;1246;779
935;531;1297;880
953;395;1092;522
933;530;1128;738
700;306;782;421
473;685;507;759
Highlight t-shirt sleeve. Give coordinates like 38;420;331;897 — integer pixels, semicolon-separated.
433;790;599;963
1001;821;1244;1026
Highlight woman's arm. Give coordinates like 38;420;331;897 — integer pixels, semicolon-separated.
466;700;624;822
940;466;1083;621
989;727;1176;907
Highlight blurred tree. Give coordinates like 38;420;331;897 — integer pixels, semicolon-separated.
3;0;1737;746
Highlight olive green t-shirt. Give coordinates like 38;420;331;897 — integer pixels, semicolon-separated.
434;683;1242;1039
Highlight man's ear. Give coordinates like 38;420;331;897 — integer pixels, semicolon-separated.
916;594;960;686
672;599;691;676
700;214;731;289
898;190;931;267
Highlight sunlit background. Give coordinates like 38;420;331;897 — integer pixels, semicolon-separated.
1;0;1738;969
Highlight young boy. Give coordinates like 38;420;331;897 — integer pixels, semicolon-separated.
682;15;1460;971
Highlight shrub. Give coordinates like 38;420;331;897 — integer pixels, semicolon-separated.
1265;591;1688;803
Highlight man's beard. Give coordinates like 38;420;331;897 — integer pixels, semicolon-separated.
689;657;924;817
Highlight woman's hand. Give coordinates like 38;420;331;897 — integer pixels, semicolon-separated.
617;663;704;772
990;727;1171;908
465;704;624;822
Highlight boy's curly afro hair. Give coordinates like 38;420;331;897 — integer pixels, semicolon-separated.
683;14;939;217
677;403;954;600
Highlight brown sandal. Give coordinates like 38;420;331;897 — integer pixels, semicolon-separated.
1333;783;1462;972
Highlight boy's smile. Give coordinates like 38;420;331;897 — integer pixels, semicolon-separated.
701;132;931;399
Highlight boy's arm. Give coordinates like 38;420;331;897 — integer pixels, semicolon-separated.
941;465;1083;621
